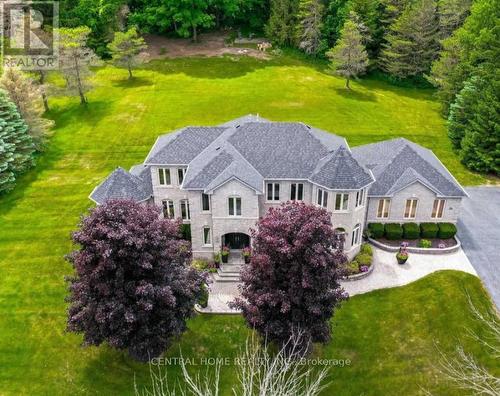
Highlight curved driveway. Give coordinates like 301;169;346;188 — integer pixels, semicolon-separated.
458;187;500;309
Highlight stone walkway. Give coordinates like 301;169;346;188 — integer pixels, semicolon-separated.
197;246;477;314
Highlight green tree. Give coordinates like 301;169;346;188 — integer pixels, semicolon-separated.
327;18;369;89
165;0;214;42
380;0;440;80
108;27;147;79
321;0;350;50
0;68;54;150
0;89;35;194
265;0;299;46
60;0;127;57
296;0;324;55
448;75;500;174
437;0;471;39
430;0;498;114
59;27;100;105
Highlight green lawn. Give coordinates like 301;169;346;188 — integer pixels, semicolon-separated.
0;54;497;395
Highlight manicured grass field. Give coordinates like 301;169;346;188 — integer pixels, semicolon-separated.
0;55;497;395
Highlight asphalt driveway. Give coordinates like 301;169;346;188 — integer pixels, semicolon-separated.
458;187;500;309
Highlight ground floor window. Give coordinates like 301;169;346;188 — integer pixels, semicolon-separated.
180;199;190;220
162;199;175;218
377;199;390;218
404;199;418;219
351;224;361;246
432;199;446;218
203;227;211;245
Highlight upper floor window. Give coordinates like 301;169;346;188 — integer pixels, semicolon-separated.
335;193;349;211
158;168;171;186
317;188;328;208
178;168;186;185
203;227;212;246
377;199;390;218
404;199;418;219
267;183;280;201
351;224;361;246
290;183;304;201
180;199;190;220
162;199;175;218
431;199;446;219
201;193;210;212
228;197;242;216
355;189;365;207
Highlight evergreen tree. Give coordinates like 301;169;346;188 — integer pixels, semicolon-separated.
296;0;324;55
0;90;35;194
321;0;350;50
327;17;369;89
430;0;498;114
265;0;299;46
59;27;100;105
0;67;54;150
108;27;147;79
380;0;440;80
437;0;471;39
448;75;500;174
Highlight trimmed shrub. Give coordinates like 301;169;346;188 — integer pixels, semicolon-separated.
385;223;403;240
360;243;373;256
403;223;420;239
347;260;360;275
438;223;457;239
198;284;209;308
420;223;439;238
180;223;191;240
356;253;372;267
418;239;432;248
368;223;384;238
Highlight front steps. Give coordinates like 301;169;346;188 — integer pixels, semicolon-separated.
212;252;244;283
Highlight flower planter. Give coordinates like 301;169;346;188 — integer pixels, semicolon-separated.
221;254;228;264
397;257;408;265
244;256;250;264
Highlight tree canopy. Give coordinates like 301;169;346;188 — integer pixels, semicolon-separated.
66;200;205;361
232;202;348;350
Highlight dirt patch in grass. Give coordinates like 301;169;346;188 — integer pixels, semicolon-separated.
143;32;271;60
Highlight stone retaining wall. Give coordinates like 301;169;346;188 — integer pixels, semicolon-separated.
368;237;461;255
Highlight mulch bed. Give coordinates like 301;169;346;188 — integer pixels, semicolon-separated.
375;237;458;248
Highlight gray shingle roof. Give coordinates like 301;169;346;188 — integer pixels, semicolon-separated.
91;116;464;202
352;139;466;197
90;167;152;204
310;147;374;189
228;122;344;178
145;127;227;165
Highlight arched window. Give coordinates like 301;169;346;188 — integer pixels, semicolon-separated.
351;224;361;247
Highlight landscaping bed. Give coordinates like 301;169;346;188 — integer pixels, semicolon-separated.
367;222;460;253
344;243;374;279
375;237;457;249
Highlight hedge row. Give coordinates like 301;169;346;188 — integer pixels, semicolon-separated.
368;222;457;240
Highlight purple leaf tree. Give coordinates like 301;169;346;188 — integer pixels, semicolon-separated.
66;200;204;362
232;201;349;350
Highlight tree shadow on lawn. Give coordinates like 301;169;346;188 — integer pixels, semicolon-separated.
0;100;114;218
112;76;155;88
332;86;377;102
142;55;290;80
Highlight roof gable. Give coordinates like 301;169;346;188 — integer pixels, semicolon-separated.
145;126;227;165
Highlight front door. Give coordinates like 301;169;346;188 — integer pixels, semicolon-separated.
223;233;250;250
